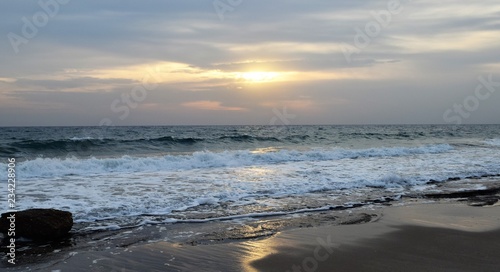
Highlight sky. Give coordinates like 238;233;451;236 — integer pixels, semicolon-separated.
1;0;500;126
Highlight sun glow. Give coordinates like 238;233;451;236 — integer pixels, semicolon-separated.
237;71;279;83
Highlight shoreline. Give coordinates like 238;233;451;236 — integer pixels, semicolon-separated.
3;199;498;271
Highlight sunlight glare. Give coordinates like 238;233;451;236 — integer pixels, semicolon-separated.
238;71;279;83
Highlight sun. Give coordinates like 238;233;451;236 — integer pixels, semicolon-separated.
237;71;279;83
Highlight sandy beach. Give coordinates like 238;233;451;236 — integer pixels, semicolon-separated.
10;200;495;272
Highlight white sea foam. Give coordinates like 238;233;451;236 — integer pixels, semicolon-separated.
69;136;96;141
15;144;453;178
484;138;500;146
2;143;499;230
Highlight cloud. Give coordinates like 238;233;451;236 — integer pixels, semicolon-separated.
0;77;17;83
1;0;500;125
182;100;246;111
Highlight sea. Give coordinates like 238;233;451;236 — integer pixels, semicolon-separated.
1;125;499;232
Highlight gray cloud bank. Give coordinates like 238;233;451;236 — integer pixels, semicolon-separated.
1;0;499;126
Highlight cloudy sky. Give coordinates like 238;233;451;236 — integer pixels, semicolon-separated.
1;0;499;126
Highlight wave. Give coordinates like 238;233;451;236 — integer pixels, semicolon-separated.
7;136;203;153
1;134;317;157
484;139;500;146
150;136;201;144
0;145;21;156
218;135;280;142
339;131;425;139
15;144;453;178
69;137;96;141
12;138;109;150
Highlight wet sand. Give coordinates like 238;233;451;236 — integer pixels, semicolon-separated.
252;203;500;272
30;202;500;272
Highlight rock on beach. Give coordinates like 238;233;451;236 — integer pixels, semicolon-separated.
0;209;73;240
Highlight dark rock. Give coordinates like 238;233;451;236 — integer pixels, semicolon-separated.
426;179;441;185
330;205;347;211
369;197;394;204
465;176;481;180
467;196;499;207
0;209;73;240
424;187;500;199
447;177;461;181
340;213;374;225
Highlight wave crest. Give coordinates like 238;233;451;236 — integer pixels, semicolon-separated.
15;144;453;178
